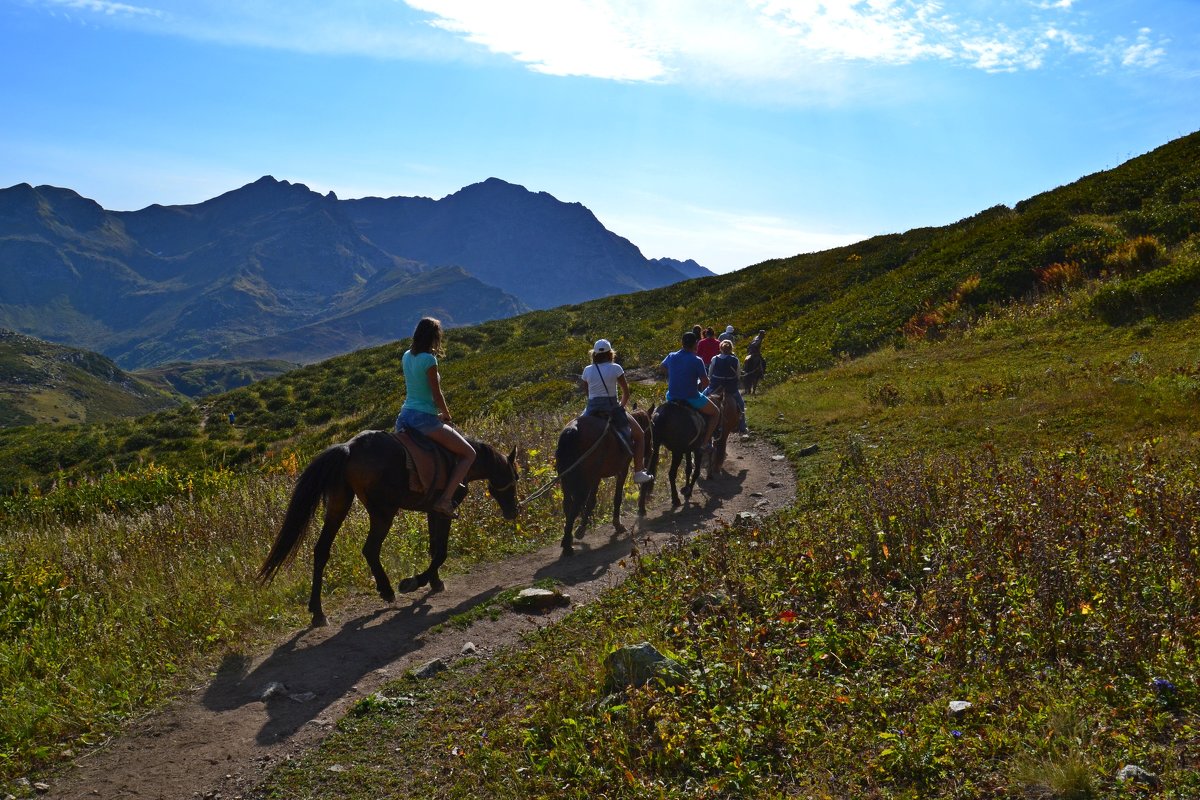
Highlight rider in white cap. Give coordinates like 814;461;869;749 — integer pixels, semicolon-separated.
579;338;653;484
718;325;736;342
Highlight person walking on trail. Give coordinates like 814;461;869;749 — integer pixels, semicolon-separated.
394;316;476;518
578;338;653;485
659;330;720;448
706;339;749;434
696;326;721;366
718;324;737;343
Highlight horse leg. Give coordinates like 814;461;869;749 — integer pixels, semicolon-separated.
361;507;398;604
425;514;450;593
308;487;352;627
397;513;449;593
682;451;695;500
577;483;599;539
611;468;628;535
561;484;582;553
669;451;683;507
685;450;703;499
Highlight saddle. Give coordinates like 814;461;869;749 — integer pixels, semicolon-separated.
572;413;633;456
655;401;706;448
392;428;457;508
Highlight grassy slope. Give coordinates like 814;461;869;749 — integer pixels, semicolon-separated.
258;287;1200;800
134;359;299;400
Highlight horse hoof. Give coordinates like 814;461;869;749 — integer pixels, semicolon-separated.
614;524;627;535
311;613;328;628
380;589;396;603
672;499;682;508
560;544;575;557
397;576;421;593
430;579;445;594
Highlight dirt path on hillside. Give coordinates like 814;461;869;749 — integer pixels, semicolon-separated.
40;435;795;800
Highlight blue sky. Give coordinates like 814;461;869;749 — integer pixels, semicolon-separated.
2;1;1198;273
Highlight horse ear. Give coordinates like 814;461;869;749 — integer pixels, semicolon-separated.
508;447;521;472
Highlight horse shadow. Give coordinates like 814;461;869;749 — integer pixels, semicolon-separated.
201;585;502;745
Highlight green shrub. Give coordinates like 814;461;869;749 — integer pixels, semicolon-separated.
1092;253;1200;323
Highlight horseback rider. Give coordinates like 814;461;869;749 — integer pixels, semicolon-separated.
394;317;475;518
658;330;720;449
718;324;737;343
745;328;767;382
706;339;749;434
578;339;653;485
696;326;721;367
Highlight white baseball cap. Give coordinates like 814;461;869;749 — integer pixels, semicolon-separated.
592;338;612;353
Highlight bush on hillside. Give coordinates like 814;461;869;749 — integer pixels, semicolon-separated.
1118;200;1200;244
1092;252;1200;323
1102;235;1164;275
1035;222;1122;272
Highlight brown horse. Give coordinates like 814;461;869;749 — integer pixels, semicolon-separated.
259;430;519;627
742;353;765;395
555;406;653;552
706;388;742;479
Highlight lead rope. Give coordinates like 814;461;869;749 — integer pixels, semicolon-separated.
518;415;614;507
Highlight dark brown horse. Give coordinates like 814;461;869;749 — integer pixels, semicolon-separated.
706;388;742;479
555;406;653;552
647;402;707;507
742;353;765;395
259;430;519;627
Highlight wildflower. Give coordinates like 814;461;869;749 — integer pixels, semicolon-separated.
951;730;963;739
1151;677;1177;694
778;610;799;623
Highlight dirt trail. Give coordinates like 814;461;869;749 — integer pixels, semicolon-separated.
43;435;795;800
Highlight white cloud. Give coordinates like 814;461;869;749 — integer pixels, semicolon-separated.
601;201;865;273
1121;28;1166;69
405;0;670;80
399;0;1171;85
40;0;162;18
26;0;1174;88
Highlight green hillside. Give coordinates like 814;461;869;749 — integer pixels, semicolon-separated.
0;329;178;427
2;131;1200;795
135;358;298;399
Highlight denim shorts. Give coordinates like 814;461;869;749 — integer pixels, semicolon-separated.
396;407;443;435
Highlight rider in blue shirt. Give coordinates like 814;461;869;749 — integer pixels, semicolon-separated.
705;339;749;433
659;331;719;448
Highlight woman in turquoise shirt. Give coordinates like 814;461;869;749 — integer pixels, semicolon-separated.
396;317;476;518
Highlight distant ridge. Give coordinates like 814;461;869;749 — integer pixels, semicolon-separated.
0;176;708;368
0;328;176;426
342;177;714;309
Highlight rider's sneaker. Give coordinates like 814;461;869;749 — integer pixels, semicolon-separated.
633;470;654;485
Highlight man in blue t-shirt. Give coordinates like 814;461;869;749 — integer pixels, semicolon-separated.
659;331;720;448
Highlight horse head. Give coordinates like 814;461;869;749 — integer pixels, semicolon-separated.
484;445;521;520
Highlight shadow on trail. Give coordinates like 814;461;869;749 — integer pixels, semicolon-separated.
533;465;751;589
201;584;502;745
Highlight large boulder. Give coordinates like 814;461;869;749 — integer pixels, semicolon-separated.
603;642;686;692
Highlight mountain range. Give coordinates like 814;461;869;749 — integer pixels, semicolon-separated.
0;176;710;369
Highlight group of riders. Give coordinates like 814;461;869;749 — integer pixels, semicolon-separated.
394;316;766;518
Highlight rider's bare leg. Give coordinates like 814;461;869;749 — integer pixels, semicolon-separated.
425;425;476;515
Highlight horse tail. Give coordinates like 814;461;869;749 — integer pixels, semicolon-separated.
258;443;350;583
555;422;586;496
